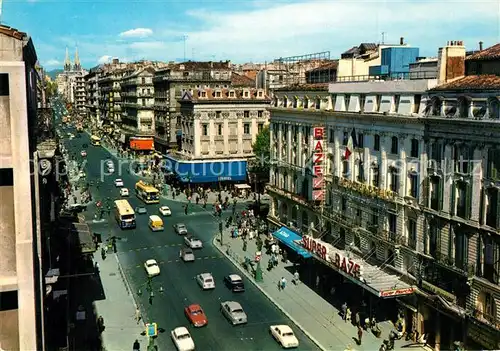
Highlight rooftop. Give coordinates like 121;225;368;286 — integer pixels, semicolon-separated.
431;74;500;91
306;61;339;73
274;83;329;92
179;88;270;102
466;43;500;61
0;24;27;40
158;60;232;73
231;72;255;87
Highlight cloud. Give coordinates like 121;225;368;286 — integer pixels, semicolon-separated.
97;55;113;64
119;28;153;39
44;59;61;67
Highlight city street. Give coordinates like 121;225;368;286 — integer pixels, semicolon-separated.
63;131;319;351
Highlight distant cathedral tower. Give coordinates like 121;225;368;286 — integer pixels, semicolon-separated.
64;47;71;72
73;46;81;71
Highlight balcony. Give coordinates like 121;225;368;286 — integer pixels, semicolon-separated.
266;184;315;210
137;92;154;98
335;71;438;83
471;309;500;331
434;252;475;277
380;230;407;246
336;177;402;203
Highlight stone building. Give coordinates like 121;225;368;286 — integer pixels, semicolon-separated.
267;40;500;351
56;47;86;111
164;87;270;186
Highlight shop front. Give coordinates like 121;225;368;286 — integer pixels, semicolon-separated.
163;155;247;188
130;137;155;152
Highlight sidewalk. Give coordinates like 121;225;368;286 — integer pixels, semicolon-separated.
213;233;429;351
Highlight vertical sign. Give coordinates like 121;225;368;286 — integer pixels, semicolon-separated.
312;127;325;202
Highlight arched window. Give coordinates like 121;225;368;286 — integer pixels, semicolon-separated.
458;96;471;118
431;97;442;116
488;97;500;119
283;96;288;107
476;291;497;324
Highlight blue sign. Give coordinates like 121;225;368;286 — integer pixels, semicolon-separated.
146;323;158;337
163;156;247;183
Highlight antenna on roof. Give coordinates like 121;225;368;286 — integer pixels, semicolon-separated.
0;0;3;24
381;32;386;44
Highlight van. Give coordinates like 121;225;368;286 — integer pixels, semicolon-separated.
148;215;164;232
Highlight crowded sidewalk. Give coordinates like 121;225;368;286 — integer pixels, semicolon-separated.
214;227;430;351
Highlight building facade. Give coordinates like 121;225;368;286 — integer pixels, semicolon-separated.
267;41;500;351
56;47;86;112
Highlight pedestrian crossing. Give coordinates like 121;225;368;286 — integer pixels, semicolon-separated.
133;255;224;268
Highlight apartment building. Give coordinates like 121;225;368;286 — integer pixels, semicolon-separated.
164;87;270;185
85;67;100;127
56;47;86;111
267;40;500;351
153;61;233;153
0;24;43;351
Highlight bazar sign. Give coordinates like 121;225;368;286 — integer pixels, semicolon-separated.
312;127;325;202
302;236;361;277
379;287;415;298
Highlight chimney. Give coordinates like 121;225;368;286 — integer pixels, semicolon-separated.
479;41;484;51
437;40;465;85
112;58;119;64
400;37;404;45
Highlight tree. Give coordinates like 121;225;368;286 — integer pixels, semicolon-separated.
251;125;270;176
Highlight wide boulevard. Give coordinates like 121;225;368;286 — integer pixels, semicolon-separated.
62;130;319;351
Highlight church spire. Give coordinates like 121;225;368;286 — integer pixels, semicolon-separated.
64;47;71;71
74;46;81;71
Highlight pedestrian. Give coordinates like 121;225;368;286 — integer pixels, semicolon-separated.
346;307;352;323
101;247;106;260
355;311;361;327
315;275;320;289
133;339;140;351
293;270;300;285
280;277;287;290
357;326;363;345
135;308;141;324
341;302;347;319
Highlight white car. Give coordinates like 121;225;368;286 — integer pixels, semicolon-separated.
270;325;299;349
180;248;195;262
196;273;215;290
114;179;124;187
120;188;129;197
171;327;195;351
184;236;203;249
144;259;160;277
159;206;172;216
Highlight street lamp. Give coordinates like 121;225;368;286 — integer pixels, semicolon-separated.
137;277;165;305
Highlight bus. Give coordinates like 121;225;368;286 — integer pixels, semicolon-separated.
135;181;160;204
114;199;136;229
90;135;101;146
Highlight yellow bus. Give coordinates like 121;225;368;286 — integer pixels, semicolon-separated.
135;181;160;204
90;135;101;146
114;199;136;229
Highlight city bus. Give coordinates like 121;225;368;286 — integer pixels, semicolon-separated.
90;135;101;146
135;181;160;204
114;199;136;229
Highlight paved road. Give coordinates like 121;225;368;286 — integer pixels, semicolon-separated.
63;130;319;351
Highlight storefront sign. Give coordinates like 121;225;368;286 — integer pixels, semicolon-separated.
130;137;154;151
302;235;328;260
331;252;362;278
421;280;456;303
380;287;415;298
312;127;325;202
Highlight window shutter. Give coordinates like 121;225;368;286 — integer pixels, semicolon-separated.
465;183;472;219
450;181;456;216
438;178;444;211
479;188;485;225
422;176;430;207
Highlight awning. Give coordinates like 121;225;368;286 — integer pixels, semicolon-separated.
272;227;312;259
235;184;252;190
69;222;95;254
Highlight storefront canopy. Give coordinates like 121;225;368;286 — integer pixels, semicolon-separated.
272;227;312;259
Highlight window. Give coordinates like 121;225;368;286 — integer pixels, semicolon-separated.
394;95;400;113
455;232;468;270
244;123;250;134
329;129;334;143
258;110;263;118
374;134;380;151
142;77;146;84
244;91;249;97
244;111;250;118
216;111;221;118
487;149;500;179
429;176;441;211
342;132;348;146
410;139;419;158
341;197;347;212
409;173;418;198
408;219;417;249
202;124;208;136
315;98;321;109
388;213;397;236
229;91;235;98
413;94;421;114
201;91;207;98
391;136;399;154
357;133;364;148
215;91;221;97
428;225;440;257
258;123;264;133
390;167;399;193
485;188;498;227
218;124;223;135
141;99;145;106
258;91;263;97
372;166;380;187
456;181;468;218
342;160;349;177
454;145;470;174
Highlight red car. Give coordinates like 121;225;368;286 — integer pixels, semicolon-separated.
184;304;208;327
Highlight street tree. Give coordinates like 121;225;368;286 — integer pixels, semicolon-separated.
251;125;270;173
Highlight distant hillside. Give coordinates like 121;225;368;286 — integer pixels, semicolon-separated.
46;69;63;80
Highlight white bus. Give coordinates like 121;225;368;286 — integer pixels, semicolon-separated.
114;199;136;229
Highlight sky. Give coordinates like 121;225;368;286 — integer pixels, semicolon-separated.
2;0;500;70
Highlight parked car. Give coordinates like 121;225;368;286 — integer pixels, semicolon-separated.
114;178;124;187
144;259;160;277
220;301;247;325
184;304;208;327
159;206;172;216
224;274;245;292
196;273;215;290
120;188;129;197
269;325;299;348
170;327;195;351
184;236;203;249
180;248;195;262
174;223;188;235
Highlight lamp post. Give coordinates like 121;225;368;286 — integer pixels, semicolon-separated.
137;276;164;305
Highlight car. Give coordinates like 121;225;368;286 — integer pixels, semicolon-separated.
144;259;160;277
174;223;188;235
220;301;248;325
224;274;245;292
120;188;129;197
170;327;195;351
80;150;87;157
269;325;299;349
184;304;207;327
184;236;203;249
196;273;215;290
135;206;147;215
114;179;124;187
179;248;195;262
159;206;172;216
